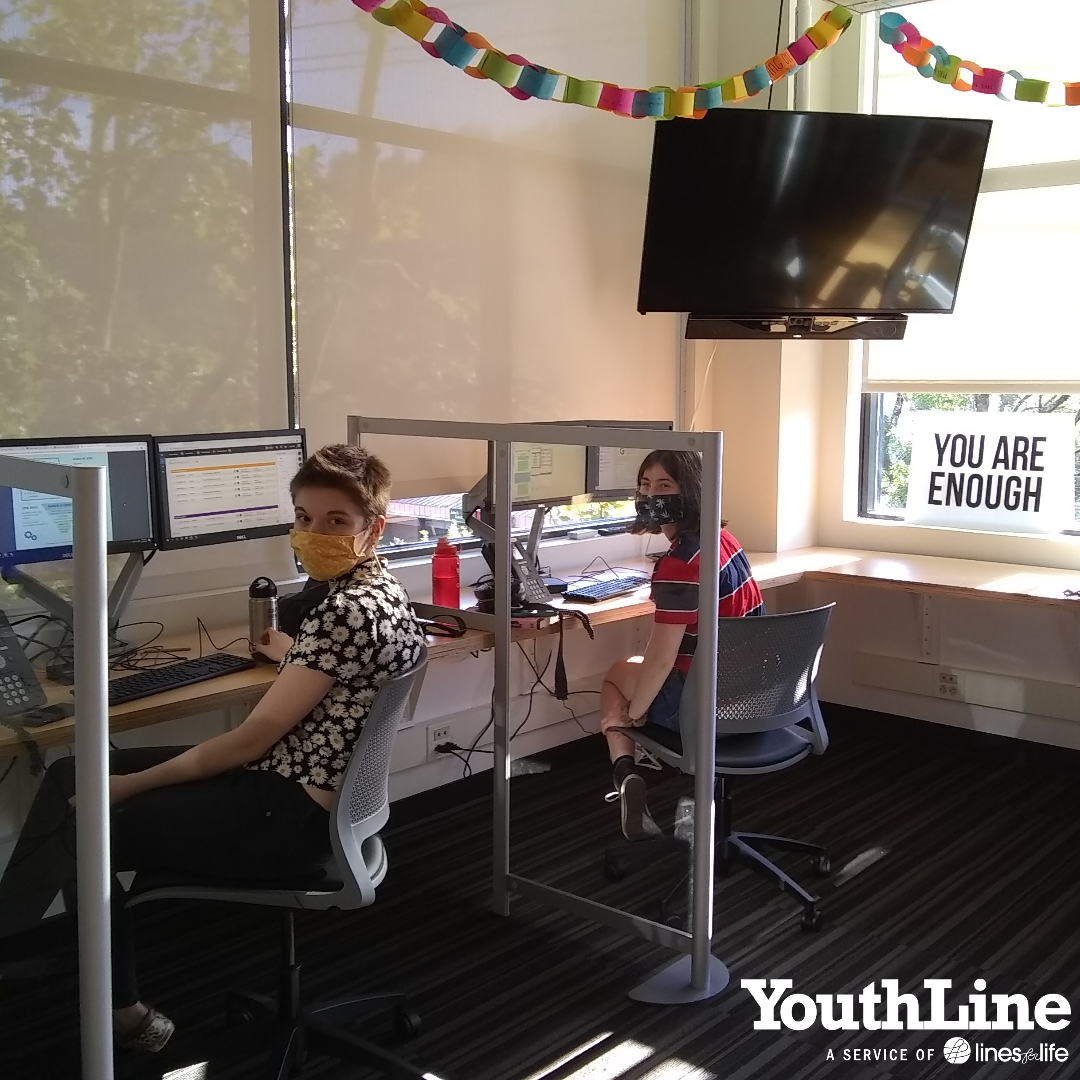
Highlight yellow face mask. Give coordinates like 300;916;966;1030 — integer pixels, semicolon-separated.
289;529;363;581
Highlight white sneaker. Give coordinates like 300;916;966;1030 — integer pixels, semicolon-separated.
116;1007;175;1053
619;774;662;841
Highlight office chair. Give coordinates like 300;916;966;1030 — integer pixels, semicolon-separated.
604;606;834;932
128;645;434;1080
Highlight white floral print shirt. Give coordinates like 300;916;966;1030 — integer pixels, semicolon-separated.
245;557;424;791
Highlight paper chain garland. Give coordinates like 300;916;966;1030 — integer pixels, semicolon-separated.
879;11;1080;106
349;0;853;118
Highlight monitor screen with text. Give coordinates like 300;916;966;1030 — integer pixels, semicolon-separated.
154;430;306;549
0;436;156;567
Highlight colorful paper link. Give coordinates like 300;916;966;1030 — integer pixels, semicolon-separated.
879;11;1080;105
349;0;853;118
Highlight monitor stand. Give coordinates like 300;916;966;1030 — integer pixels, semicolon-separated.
524;507;566;593
1;550;148;656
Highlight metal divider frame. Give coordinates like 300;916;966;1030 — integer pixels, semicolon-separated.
349;417;729;1001
0;455;112;1077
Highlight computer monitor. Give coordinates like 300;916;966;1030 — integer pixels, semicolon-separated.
0;435;156;567
584;421;675;500
154;429;306;550
509;442;588;510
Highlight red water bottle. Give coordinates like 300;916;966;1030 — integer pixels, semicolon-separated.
431;536;460;608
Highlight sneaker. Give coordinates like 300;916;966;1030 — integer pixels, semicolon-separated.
619;773;661;841
116;1007;175;1053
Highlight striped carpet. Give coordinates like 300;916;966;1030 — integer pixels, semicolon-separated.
2;706;1080;1080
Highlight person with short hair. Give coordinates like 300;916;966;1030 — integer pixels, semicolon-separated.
599;450;763;840
0;444;424;1053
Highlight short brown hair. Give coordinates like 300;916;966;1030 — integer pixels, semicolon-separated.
289;444;392;523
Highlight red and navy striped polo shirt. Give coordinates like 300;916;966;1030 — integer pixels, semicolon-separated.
651;529;765;675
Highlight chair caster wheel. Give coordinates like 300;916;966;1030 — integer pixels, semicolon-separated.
223;990;272;1028
800;908;823;932
603;859;625;883
394;1007;422;1041
225;1005;256;1028
659;909;683;930
812;855;831;877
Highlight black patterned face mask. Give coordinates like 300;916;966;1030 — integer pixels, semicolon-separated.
633;493;685;532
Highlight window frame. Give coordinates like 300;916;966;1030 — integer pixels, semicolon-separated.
857;389;1080;537
856;3;1080;538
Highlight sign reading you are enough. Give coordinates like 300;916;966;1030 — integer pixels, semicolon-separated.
906;411;1075;535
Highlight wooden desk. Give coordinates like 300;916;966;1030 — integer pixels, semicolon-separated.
7;545;1070;759
786;547;1080;610
0;585;657;759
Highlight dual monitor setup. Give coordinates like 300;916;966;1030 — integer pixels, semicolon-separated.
0;421;667;639
461;421;670;610
0;429;307;639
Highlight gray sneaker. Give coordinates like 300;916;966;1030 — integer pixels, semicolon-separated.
619;773;662;841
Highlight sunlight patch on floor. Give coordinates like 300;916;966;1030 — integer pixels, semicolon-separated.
637;1058;716;1080
560;1037;655;1079
520;1032;616;1080
163;1063;208;1080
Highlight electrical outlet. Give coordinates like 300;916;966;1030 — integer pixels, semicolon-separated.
938;671;959;698
427;722;454;761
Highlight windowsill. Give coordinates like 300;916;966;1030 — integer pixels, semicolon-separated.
852;513;1080;545
824;509;1080;577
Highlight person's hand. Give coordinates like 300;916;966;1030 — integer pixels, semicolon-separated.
254;628;294;664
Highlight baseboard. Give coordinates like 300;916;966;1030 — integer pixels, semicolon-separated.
386;728;600;830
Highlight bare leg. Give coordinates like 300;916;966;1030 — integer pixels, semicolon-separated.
599;658;659;840
600;657;643;763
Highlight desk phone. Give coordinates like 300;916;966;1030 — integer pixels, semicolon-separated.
0;610;48;718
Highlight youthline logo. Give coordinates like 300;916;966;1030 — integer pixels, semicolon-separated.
741;979;1071;1032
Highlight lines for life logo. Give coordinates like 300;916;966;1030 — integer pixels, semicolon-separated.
943;1038;971;1064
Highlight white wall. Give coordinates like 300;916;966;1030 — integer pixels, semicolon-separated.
689;2;1080;749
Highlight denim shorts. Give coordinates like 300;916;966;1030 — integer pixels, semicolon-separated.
646;668;685;731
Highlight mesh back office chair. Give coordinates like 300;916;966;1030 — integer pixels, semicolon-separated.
604;606;834;932
129;646;434;1080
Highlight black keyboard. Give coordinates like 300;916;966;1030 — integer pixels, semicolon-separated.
108;653;256;706
562;571;649;604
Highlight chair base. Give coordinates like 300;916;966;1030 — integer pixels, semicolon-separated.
216;989;427;1080
142;913;432;1080
603;789;830;932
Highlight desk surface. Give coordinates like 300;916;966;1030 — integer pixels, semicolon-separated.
790;547;1080;609
5;545;1078;759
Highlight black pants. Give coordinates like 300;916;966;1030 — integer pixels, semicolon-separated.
0;747;331;1007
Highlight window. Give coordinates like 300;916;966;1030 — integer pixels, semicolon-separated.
860;0;1080;534
0;0;290;438
861;393;1080;527
380;495;635;554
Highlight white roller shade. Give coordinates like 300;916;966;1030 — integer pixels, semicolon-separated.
864;185;1080;391
0;0;290;437
288;0;680;494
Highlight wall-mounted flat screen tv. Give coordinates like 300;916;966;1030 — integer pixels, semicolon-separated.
638;110;992;318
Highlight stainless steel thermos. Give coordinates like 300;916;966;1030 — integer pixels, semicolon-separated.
248;576;279;655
